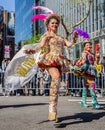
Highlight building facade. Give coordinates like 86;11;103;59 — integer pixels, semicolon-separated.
15;0;45;46
0;6;4;65
0;6;15;65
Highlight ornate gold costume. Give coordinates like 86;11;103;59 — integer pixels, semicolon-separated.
37;36;70;72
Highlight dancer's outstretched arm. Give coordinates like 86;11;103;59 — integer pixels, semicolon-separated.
24;35;53;54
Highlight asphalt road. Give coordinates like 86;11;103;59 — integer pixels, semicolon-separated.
0;96;105;130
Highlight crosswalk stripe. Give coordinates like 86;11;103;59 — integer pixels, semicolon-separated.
68;99;105;102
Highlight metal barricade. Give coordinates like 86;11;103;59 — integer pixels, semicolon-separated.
0;71;105;97
95;73;105;97
68;72;105;97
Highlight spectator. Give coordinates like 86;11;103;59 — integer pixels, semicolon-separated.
70;59;76;72
94;51;103;77
43;70;51;96
1;59;6;72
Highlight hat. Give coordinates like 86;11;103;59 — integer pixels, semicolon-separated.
83;39;92;44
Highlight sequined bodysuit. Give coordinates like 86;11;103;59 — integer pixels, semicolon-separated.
37;36;70;72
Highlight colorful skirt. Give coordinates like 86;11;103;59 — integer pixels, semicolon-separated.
86;65;97;77
37;54;70;72
74;64;97;77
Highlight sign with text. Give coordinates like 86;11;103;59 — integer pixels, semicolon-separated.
4;45;10;58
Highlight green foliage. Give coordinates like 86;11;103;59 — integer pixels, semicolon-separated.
27;34;42;44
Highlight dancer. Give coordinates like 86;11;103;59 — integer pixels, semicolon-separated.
74;40;101;109
24;14;78;122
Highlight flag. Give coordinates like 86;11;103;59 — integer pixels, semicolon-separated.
4;43;40;92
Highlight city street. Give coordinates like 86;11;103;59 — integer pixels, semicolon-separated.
0;96;105;130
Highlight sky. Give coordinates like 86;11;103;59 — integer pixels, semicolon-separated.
0;0;15;12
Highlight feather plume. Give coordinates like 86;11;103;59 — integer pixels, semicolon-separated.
32;6;54;14
73;27;89;39
31;6;54;21
31;14;47;21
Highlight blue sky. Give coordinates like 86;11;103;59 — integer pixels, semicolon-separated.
0;0;15;12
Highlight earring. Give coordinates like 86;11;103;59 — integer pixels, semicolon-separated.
48;26;50;30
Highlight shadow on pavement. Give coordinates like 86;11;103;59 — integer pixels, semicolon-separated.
37;104;105;127
0;103;48;109
55;109;105;128
37;120;50;124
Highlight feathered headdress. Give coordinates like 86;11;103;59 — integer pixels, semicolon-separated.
31;6;54;21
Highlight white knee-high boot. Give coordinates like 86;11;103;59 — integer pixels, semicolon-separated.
48;78;60;122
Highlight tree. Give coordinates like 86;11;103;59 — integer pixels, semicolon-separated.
27;34;42;44
60;0;93;39
59;0;93;59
